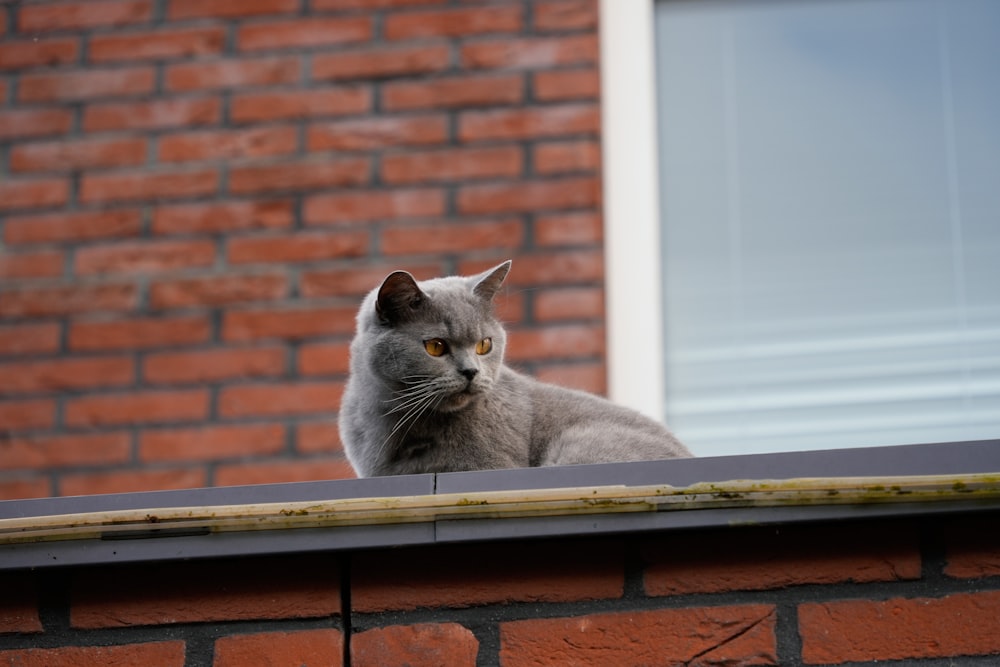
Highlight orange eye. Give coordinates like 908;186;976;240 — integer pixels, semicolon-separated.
424;338;448;357
476;338;493;355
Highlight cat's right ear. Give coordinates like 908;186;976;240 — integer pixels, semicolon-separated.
376;271;425;326
473;260;512;302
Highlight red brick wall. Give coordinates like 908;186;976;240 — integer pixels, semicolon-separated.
3;515;1000;665
0;0;604;499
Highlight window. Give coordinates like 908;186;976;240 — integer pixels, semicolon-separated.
602;0;1000;457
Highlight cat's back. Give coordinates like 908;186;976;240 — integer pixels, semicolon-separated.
500;368;692;465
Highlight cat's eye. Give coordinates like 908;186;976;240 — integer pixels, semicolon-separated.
476;338;493;355
424;338;448;357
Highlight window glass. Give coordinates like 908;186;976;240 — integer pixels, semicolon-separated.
655;0;1000;455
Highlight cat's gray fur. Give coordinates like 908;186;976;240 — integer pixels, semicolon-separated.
339;261;692;477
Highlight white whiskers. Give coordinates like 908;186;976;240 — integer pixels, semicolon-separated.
375;375;449;460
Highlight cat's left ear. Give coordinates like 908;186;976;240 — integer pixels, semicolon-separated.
376;270;425;326
472;260;512;302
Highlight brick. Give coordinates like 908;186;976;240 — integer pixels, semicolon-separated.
314;0;444;7
168;0;299;20
501;605;777;667
312;44;449;81
19;67;154;103
506;324;604;362
0;177;69;211
229;157;370;194
80;168;219;204
144;345;285;384
353;541;622;612
158;126;297;162
0;37;79;70
799;591;1000;664
0;108;72;140
84;97;221;132
0;432;131;471
140;423;286;462
0;323;61;356
153;200;293;235
215;457;355;485
534;139;599;174
536;362;605;394
384;6;522;40
459;103;599;141
0;574;42;634
89;26;225;63
457;177;599;214
381;146;522;184
382;74;523;111
4;210;141;246
308;115;447;151
75;239;216;276
64;389;209;427
644;523;921;597
69;315;211;351
534;68;599;101
534;0;598;31
239;16;372;51
231;87;371;123
227;231;369;264
298;342;350;376
11;137;146;173
0;284;136;318
0;477;51;500
304;188;445;225
218;381;344;418
0;357;134;396
60;468;206;496
462;250;602;286
945;518;1000;578
150;274;288;309
165;56;300;92
535;287;603;321
0;246;59;277
0;249;64;279
223;305;356;342
471;242;569;285
18;1;153;33
535;211;602;246
0;643;185;667
353;624;476;667
461;35;597;69
300;262;440;298
382;218;525;256
0;399;56;431
216;630;343;667
295;421;343;453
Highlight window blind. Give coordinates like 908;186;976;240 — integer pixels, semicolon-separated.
655;0;1000;456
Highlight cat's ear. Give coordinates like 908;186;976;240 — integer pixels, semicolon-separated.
376;271;425;325
472;260;512;302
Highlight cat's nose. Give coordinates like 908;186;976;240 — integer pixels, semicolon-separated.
460;368;478;381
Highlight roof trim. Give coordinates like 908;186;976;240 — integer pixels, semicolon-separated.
1;440;998;570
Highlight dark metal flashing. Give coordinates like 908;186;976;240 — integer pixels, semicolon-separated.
436;439;1000;492
1;440;998;571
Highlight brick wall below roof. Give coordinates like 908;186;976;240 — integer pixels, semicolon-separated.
2;513;1000;665
0;0;606;499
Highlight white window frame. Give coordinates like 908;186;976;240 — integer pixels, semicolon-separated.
599;0;665;420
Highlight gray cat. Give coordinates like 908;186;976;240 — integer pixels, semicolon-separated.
339;261;692;477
